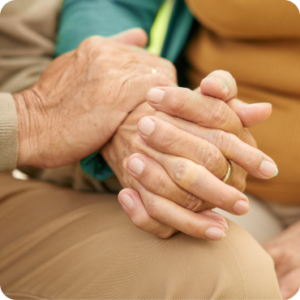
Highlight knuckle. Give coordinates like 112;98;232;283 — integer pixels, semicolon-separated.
169;88;189;113
122;59;140;73
184;194;203;212
211;130;227;150
79;36;104;57
200;143;224;174
145;197;159;218
225;134;236;153
148;171;167;195
157;227;174;239
211;130;236;156
118;78;130;99
159;124;177;151
207;101;229;128
172;159;189;183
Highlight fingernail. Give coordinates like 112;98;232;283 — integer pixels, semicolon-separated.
128;158;145;176
211;78;229;93
232;200;249;215
205;227;226;241
119;194;135;210
260;160;278;178
138;117;155;136
202;210;229;231
147;88;165;104
249;102;273;107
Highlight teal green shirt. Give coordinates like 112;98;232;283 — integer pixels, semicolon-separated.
55;0;194;180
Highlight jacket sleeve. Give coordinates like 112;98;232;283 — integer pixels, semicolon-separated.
54;0;164;56
0;93;18;172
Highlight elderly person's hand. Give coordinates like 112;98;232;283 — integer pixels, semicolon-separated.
101;71;277;240
13;29;175;169
262;221;300;299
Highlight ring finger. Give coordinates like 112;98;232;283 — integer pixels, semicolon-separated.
126;153;214;212
151;153;250;216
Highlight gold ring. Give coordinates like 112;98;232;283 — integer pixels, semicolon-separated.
151;68;157;74
222;160;232;183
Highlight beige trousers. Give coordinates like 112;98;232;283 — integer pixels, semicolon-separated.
0;173;282;300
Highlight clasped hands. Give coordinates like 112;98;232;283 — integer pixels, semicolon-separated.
13;28;278;241
102;71;278;241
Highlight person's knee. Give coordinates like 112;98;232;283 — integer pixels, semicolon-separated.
218;220;281;299
103;219;282;299
165;219;282;299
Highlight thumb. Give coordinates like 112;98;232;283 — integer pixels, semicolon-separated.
227;99;273;128
110;28;148;48
198;71;273;128
197;84;273;128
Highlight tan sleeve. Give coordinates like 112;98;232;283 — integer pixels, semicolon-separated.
0;93;18;172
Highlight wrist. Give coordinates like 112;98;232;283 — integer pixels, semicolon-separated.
13;90;39;166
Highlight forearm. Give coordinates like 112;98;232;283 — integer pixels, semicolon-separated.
0;93;18;172
55;0;164;56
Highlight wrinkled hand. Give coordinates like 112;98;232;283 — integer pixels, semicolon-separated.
102;71;277;240
263;221;300;299
144;71;278;189
102;101;229;240
13;29;175;168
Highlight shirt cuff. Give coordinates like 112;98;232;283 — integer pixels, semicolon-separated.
0;93;18;172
